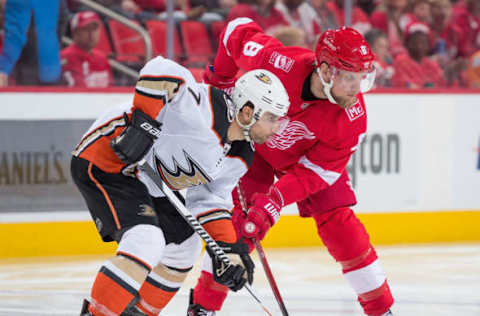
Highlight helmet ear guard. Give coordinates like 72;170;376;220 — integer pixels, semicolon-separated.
231;69;290;141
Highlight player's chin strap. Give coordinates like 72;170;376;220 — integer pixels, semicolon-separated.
317;66;337;104
236;114;253;142
236;106;261;142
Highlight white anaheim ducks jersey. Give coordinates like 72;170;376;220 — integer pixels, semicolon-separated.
74;56;253;218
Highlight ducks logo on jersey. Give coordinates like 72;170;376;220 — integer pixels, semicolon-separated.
154;150;211;190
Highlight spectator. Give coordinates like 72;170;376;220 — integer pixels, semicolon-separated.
430;0;468;86
357;0;378;15
155;0;224;22
310;0;339;31
188;0;236;21
326;0;372;35
370;0;409;57
404;0;432;25
227;0;288;33
466;50;480;88
452;0;480;57
275;0;322;47
430;0;464;57
0;0;62;87
392;22;445;88
60;11;113;88
365;28;394;87
271;25;308;47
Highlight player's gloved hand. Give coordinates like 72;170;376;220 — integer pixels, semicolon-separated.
231;207;254;252
111;109;161;165
207;238;255;291
242;189;283;241
203;65;236;95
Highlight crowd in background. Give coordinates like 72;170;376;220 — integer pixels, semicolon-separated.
0;0;480;88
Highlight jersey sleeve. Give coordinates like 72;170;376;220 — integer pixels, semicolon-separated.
273;133;362;207
212;17;285;79
133;56;196;120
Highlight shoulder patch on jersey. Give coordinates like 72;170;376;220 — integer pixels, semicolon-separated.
345;102;365;122
269;52;295;73
226;140;254;167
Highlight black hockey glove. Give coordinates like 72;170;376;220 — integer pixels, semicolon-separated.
110;109;162;165
207;238;255;292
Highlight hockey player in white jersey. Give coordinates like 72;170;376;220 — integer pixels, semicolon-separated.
70;56;290;316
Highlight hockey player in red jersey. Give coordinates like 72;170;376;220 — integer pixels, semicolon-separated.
188;18;394;316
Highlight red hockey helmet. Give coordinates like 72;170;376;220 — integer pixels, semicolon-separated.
315;26;375;73
315;26;376;103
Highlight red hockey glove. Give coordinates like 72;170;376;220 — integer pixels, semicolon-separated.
203;65;236;94
231;207;254;252
242;189;283;241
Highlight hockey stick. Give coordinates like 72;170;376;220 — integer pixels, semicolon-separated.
139;162;273;316
236;182;290;316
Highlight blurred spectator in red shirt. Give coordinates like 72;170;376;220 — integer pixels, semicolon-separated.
370;0;409;57
60;11;113;88
466;50;480;88
429;0;468;86
452;0;480;57
326;0;372;34
310;0;339;31
227;0;288;32
275;0;321;47
403;0;432;26
430;0;465;57
392;22;445;88
365;28;394;87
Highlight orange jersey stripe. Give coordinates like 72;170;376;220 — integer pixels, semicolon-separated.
133;91;165;118
76;115;128;173
203;218;236;243
134;74;185;119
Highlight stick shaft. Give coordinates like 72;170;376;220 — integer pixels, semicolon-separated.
139;162;272;315
236;183;290;316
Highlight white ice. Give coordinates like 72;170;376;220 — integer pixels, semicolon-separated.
0;244;479;315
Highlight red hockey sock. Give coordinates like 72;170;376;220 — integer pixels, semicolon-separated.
193;271;229;311
313;208;394;316
358;281;394;316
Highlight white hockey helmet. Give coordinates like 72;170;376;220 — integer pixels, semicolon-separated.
231;69;290;140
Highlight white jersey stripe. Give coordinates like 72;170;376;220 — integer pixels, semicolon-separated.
223;18;254;57
299;155;341;185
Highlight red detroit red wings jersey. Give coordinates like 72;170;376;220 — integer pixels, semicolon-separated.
60;44;113;88
215;18;367;206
